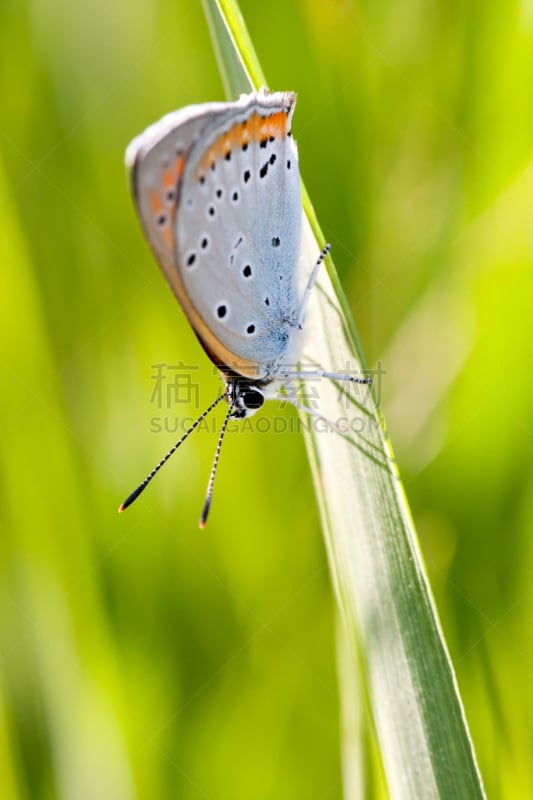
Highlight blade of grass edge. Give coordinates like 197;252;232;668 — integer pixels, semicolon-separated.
202;1;486;797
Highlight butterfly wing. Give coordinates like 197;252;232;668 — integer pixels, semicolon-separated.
126;90;302;380
126;100;228;324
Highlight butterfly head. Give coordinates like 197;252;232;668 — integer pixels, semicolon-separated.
226;378;266;419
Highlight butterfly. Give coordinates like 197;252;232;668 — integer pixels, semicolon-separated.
120;89;370;526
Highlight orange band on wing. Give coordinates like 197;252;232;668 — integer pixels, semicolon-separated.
174;153;185;180
150;190;174;248
150;190;164;214
162;168;174;189
161;226;173;248
197;109;290;178
162;155;185;194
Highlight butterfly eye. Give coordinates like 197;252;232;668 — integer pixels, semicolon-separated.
242;388;264;411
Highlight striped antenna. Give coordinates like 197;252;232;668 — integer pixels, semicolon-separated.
199;402;234;529
118;393;225;513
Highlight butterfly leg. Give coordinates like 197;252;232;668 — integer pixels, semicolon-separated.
297;243;331;328
277;368;372;385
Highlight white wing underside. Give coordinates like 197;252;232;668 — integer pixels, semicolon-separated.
126;90;302;379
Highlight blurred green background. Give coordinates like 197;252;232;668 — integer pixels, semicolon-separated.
1;0;532;797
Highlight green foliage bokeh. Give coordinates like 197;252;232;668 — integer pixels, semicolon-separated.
0;1;531;797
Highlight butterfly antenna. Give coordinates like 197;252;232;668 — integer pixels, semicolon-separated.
118;393;225;512
199;402;234;529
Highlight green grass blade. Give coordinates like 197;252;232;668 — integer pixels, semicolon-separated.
203;0;264;96
202;1;486;796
